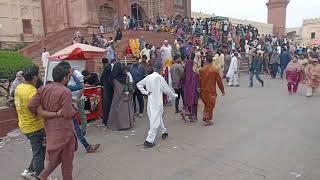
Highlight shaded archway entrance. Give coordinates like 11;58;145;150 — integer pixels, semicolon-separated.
131;3;147;27
175;15;183;21
98;3;115;27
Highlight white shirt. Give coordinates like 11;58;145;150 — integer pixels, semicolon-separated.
127;72;133;83
226;56;238;78
160;45;172;61
74;31;81;38
123;16;128;24
68;70;84;101
277;46;282;54
257;44;262;50
99;25;104;33
140;48;151;62
41;51;50;68
137;72;177;108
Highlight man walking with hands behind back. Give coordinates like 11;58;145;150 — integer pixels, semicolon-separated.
199;55;225;126
137;63;178;148
28;65;77;180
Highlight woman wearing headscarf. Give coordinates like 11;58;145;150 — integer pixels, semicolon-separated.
212;50;225;77
100;60;114;126
269;50;280;78
107;62;134;130
10;71;24;97
305;58;320;97
284;55;303;95
298;54;309;83
181;47;199;122
224;50;232;79
115;28;122;42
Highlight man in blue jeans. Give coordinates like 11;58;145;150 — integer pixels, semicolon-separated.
130;57;146;117
15;66;45;179
59;62;100;153
249;51;264;87
279;48;292;78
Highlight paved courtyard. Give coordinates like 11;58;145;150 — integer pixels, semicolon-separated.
1;75;320;180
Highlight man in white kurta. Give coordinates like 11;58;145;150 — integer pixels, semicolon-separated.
137;63;178;148
226;52;240;86
41;48;50;79
123;15;128;30
160;40;173;67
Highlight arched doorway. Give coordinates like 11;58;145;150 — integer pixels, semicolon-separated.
98;3;115;27
131;3;147;27
175;15;183;21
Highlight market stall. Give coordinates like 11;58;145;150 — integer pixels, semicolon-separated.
309;39;320;48
47;43;106;121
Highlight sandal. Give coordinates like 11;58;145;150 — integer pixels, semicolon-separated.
180;112;187;123
204;121;213;126
86;144;100;153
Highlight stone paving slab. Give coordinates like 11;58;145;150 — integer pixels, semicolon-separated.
1;76;320;180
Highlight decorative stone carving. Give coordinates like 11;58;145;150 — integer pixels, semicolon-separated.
21;6;29;17
175;0;183;6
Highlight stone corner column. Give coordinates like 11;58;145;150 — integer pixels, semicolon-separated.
118;0;129;18
186;0;191;17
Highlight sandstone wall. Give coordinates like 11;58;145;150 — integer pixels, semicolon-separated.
0;0;44;49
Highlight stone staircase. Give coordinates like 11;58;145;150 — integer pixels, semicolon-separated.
20;28;176;74
20;27;93;74
20;27;249;74
112;31;176;59
239;52;250;73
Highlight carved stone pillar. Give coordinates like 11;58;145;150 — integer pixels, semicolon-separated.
266;0;289;35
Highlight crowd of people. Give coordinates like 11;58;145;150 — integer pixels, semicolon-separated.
9;15;320;180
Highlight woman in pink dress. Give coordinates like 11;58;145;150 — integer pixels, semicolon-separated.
305;58;320;97
284;55;303;95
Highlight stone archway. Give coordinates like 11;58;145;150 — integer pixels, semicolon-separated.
97;2;115;27
131;3;147;27
175;15;183;21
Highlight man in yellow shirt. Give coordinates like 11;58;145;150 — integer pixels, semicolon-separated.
15;66;45;179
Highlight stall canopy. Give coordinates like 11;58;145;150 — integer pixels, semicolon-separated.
49;43;106;60
210;16;229;21
309;39;320;47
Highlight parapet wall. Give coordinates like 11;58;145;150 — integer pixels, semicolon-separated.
303;18;320;25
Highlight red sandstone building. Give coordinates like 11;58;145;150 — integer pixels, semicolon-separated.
1;0;291;49
42;0;191;35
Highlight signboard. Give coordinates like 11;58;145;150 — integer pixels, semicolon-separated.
83;86;102;121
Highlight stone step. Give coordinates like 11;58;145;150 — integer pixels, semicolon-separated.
21;29;175;73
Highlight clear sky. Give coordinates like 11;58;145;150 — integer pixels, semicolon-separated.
191;0;320;28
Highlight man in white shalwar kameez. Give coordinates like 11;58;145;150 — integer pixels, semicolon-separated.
137;63;178;148
226;52;240;86
41;48;50;80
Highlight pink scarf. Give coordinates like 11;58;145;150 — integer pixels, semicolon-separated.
285;62;301;72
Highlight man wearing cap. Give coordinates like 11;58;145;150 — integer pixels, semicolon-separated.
137;63;178;148
305;58;320;97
